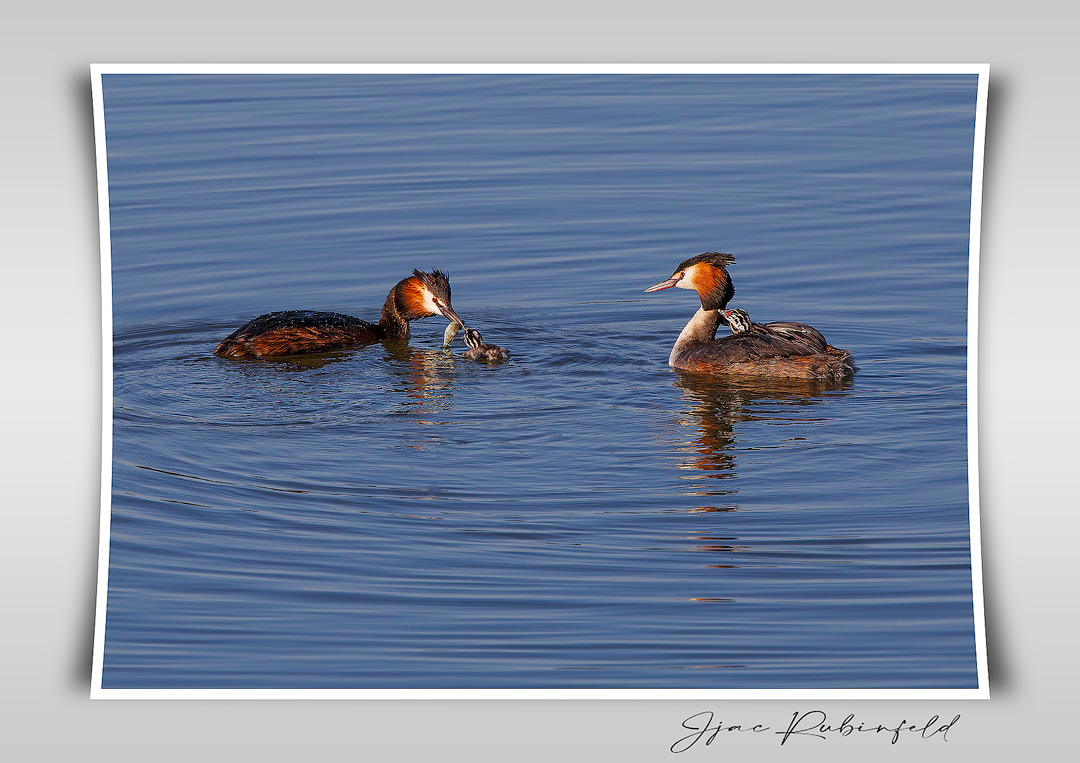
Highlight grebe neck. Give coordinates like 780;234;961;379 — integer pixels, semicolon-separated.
670;307;723;365
378;282;413;339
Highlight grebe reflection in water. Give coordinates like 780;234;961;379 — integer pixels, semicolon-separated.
215;269;463;358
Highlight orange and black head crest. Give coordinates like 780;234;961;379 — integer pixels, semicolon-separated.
396;268;462;326
644;251;736;310
412;269;452;305
677;252;735;311
673;251;735;273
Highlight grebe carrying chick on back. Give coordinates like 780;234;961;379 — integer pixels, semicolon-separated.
644;252;854;380
215;269;463;358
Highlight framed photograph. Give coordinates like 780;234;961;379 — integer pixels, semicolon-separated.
91;64;988;698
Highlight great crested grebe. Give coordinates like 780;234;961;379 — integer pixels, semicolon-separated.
644;252;855;380
462;327;510;362
214;269;463;358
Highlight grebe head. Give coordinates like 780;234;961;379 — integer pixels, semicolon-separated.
720;308;753;334
399;269;463;325
462;327;485;350
644;252;735;311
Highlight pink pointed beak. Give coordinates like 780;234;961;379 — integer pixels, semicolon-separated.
437;302;464;327
644;275;680;292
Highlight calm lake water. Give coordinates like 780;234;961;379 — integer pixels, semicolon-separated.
98;72;980;690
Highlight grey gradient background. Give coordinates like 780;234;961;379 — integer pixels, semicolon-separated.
2;2;1075;760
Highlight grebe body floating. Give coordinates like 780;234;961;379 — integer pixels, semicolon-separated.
215;269;462;358
462;327;510;362
645;253;855;380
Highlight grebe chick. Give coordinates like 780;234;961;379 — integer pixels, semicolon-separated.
215;269;463;358
721;307;828;348
644;253;854;380
462;328;510;362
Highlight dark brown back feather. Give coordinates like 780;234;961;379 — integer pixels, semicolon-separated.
214;311;378;358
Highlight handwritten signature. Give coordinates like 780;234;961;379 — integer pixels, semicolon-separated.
671;710;960;752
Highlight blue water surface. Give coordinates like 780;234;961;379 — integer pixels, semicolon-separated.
100;73;979;689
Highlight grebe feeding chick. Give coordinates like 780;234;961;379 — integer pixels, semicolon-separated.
644;252;855;380
215;269;463;358
443;321;510;362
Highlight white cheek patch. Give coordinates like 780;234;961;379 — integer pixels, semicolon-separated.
421;289;441;315
679;264;725;299
679;266;704;291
